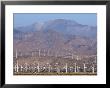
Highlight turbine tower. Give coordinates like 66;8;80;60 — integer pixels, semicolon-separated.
83;63;87;72
15;49;18;59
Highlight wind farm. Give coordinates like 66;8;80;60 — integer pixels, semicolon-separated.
13;14;97;75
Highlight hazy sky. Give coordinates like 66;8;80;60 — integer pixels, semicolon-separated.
14;13;97;28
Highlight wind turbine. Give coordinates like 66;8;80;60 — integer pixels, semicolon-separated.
44;49;46;56
47;63;51;72
32;52;34;57
65;63;68;73
37;63;40;73
15;49;18;59
20;65;23;72
72;54;74;59
77;66;80;72
83;63;87;72
38;49;41;57
74;63;77;72
47;50;50;56
25;63;28;72
14;60;19;73
92;64;95;73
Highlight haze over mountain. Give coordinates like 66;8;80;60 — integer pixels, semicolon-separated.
14;19;97;56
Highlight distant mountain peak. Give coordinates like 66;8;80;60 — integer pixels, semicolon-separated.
46;19;79;25
14;19;97;38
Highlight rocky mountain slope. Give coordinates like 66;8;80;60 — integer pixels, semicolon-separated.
13;19;97;56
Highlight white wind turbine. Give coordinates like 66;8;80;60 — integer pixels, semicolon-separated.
14;60;19;73
83;63;87;72
15;49;18;59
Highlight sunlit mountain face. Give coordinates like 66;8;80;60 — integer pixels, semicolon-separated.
13;19;97;56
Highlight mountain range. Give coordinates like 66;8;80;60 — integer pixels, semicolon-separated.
13;19;97;56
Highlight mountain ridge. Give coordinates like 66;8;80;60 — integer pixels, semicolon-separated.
13;19;97;56
14;19;97;38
